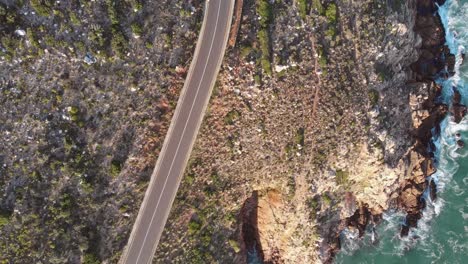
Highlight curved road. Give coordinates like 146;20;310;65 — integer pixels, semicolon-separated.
119;1;235;263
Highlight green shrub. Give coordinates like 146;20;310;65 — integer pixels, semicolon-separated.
335;169;349;185
295;128;305;147
256;0;273;75
322;193;332;206
68;106;80;122
106;0;119;25
307;197;319;210
257;0;272;28
1;35;19;55
258;29;272;75
312;0;323;14
324;3;337;24
110;28;128;57
325;27;337;38
0;214;10;228
89;24;105;48
44;35;55;47
224;110;240;125
27;28;40;49
83;253;100;264
188;219;201;234
298;0;309;20
110;160;122;177
317;46;328;75
0;5;6;17
70;12;81;26
145;41;153;49
131;23;143;36
368;90;379;107
133;1;143;12
240;44;253;59
229;239;240;253
323;2;338;39
31;0;53;17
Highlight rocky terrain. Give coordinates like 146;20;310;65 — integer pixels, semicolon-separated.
155;0;457;263
0;0;463;263
0;0;203;262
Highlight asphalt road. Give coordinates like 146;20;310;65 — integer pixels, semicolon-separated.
119;0;234;263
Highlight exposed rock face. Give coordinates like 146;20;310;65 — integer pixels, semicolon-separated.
341;0;466;245
339;0;454;245
318;0;451;260
256;190;286;264
398;0;456;237
410;0;452;81
346;206;371;237
398;150;432;236
452;89;467;123
239;191;264;264
239;189;316;264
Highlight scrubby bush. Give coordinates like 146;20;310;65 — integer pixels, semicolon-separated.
256;0;273;76
335;169;349;185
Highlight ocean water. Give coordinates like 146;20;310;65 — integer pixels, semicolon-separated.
336;0;468;263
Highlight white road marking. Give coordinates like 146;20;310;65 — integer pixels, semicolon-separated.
133;1;222;263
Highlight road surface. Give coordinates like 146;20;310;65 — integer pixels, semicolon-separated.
119;0;234;263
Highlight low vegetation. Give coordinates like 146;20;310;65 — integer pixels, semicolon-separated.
0;0;203;262
324;2;338;39
335;169;350;185
256;0;273;75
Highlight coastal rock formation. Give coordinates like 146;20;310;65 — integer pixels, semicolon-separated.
452;89;467;123
398;0;453;237
341;0;466;246
335;0;458;250
410;0;452;80
346;206;371;237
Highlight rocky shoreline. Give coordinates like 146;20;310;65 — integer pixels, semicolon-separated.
397;0;453;237
342;0;464;253
229;0;463;263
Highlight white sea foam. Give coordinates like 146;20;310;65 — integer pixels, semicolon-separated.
438;0;468;106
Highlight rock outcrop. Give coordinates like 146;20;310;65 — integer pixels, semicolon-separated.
452;89;467;123
339;0;456;247
239;191;265;264
239;189;316;264
398;0;454;237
